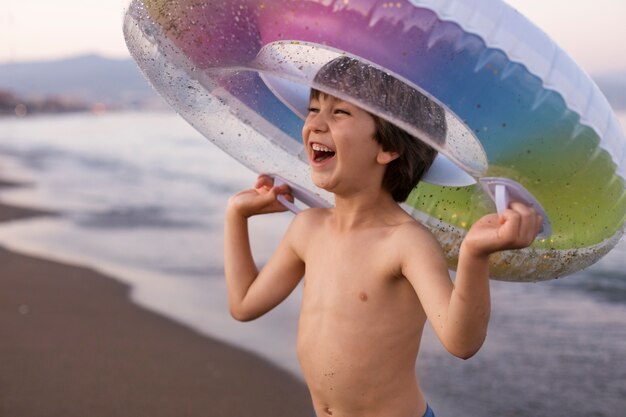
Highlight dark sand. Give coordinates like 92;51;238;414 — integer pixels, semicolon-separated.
0;199;311;416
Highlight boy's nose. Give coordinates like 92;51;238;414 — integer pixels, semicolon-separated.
304;113;329;134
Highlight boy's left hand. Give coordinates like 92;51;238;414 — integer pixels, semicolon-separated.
462;202;543;258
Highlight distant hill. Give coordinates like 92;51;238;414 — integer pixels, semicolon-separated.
0;54;161;108
594;73;626;111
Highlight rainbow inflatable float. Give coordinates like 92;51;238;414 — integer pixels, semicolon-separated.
123;0;626;281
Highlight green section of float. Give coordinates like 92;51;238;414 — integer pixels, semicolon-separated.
407;130;626;250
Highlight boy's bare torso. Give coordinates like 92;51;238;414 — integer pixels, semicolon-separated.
291;207;431;417
225;92;542;417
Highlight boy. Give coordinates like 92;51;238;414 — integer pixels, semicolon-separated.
224;57;542;417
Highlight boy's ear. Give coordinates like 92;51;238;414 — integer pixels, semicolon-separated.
377;149;400;165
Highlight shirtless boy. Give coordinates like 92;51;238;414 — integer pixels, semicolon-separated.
224;57;542;417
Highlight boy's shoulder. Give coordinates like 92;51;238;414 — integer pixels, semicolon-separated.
391;215;444;254
283;208;331;256
389;217;448;279
292;207;331;226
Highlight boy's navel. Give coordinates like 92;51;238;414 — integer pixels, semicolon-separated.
358;292;368;302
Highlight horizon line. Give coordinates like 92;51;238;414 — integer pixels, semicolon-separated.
1;51;625;80
0;51;132;66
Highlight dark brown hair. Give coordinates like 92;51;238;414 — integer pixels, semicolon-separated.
311;56;446;202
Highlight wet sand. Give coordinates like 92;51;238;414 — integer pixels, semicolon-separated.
0;198;311;416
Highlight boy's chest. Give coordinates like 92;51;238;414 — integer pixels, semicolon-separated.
301;231;403;296
298;229;421;322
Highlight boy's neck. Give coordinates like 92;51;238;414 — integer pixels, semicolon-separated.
330;187;401;231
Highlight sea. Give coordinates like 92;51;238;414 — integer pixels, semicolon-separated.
1;110;625;417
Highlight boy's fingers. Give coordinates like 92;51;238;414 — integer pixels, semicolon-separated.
536;214;543;234
502;203;540;245
266;184;292;204
518;205;540;243
499;209;521;241
256;174;274;189
277;186;294;203
276;183;291;193
509;202;534;216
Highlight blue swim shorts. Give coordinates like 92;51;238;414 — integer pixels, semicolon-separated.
423;404;436;417
314;404;435;417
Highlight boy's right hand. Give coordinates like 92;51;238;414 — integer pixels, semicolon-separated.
461;202;542;259
227;175;293;218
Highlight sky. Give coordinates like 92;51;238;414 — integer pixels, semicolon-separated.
1;0;625;76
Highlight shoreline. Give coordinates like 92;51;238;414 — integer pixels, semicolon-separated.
0;184;311;416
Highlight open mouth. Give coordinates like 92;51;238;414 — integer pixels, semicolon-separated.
311;142;336;163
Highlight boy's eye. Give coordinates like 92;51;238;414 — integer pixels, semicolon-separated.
334;108;351;115
307;107;320;113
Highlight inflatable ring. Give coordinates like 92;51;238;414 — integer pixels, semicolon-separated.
123;0;626;281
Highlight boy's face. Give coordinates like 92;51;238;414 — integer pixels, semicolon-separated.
302;93;396;194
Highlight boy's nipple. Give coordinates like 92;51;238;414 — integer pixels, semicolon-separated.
359;291;368;302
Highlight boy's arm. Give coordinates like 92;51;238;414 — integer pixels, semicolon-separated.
402;202;542;359
224;176;305;321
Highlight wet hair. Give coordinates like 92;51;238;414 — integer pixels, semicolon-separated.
311;56;447;202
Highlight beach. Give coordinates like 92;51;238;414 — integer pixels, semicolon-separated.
0;196;311;416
